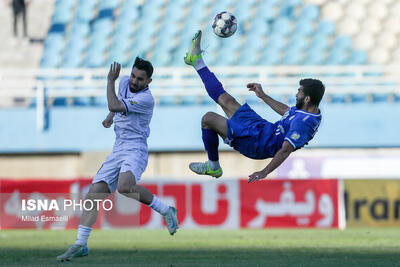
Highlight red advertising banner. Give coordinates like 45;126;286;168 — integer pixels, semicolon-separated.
0;178;342;229
241;179;341;228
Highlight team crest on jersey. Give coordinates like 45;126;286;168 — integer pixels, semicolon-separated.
291;132;300;140
129;100;137;105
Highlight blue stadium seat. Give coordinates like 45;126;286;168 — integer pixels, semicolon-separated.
41;53;61;68
348;50;368;64
210;0;233;15
256;2;277;20
39;0;377;106
300;5;319;21
244;34;265;52
238;49;260;66
266;33;287;50
317;20;336;36
309;33;330;50
350;93;368;102
215;46;238;66
283;48;304;64
333;36;352;50
159;95;177;106
259;0;280;10
294;19;314;36
107;49;128;66
98;0;120;10
52;8;73;24
61;52;82;68
76;0;97;22
261;47;282;65
151;48;172;67
304;48;325;65
234;1;254;21
288;34;309;50
326;47;348;65
329;93;347;103
372;93;389;103
272;17;292;35
248;17;270;36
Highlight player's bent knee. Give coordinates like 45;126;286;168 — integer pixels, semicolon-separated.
201;112;217;128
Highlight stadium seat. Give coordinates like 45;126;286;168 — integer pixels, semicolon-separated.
39;0;383;107
272;17;292;36
283;48;304;64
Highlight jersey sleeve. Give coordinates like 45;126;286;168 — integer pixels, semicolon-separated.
121;92;154;114
284;118;312;150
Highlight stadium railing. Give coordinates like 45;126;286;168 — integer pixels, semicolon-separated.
0;65;399;130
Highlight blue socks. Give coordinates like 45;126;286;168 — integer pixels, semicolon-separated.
202;128;219;162
197;67;226;103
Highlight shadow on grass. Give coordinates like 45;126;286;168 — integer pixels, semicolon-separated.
1;247;399;267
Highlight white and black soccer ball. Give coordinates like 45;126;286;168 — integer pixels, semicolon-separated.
212;11;237;38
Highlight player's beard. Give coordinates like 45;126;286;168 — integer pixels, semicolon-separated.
129;83;143;92
296;96;305;109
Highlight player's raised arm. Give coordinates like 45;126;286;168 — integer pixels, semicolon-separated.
247;83;289;116
248;141;294;183
107;62;127;113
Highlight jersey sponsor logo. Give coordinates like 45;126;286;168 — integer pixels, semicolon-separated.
291;132;300;140
129;100;137;105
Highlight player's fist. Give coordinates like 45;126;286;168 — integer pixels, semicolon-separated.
102;118;113;128
248;170;268;183
107;62;121;82
247;83;266;98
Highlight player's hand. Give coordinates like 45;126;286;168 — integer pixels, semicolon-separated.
247;83;266;99
248;170;268;183
107;62;121;82
102;118;113;128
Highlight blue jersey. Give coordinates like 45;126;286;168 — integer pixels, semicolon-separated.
270;106;321;153
227;104;321;159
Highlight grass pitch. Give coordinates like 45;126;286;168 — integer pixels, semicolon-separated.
0;228;399;266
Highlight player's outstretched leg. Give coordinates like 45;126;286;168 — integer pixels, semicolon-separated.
184;30;226;103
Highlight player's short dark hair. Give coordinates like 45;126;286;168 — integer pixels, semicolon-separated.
300;78;325;106
133;57;153;78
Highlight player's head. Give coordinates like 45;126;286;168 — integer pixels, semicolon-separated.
296;79;325;109
129;57;153;92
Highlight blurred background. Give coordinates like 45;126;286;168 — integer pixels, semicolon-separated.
1;0;400;230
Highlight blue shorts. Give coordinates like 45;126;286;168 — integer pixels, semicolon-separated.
226;104;275;159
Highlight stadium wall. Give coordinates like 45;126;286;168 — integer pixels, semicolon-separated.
2;102;400;153
1;149;400;180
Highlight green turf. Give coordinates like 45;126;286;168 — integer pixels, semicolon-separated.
0;228;399;266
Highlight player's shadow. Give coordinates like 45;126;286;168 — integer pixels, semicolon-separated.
1;247;399;267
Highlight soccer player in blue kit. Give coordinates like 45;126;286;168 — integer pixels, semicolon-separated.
184;31;325;183
57;58;179;261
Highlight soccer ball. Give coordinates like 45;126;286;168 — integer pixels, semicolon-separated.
212;11;237;38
